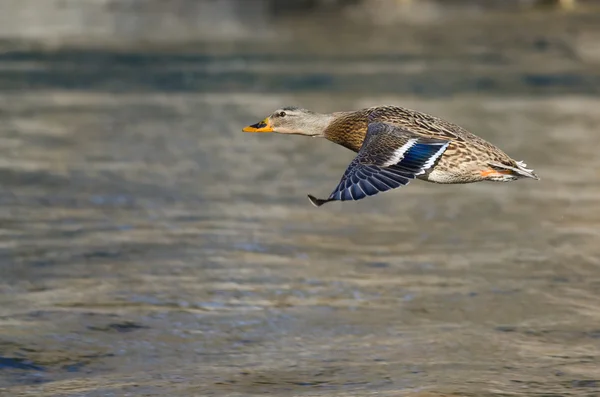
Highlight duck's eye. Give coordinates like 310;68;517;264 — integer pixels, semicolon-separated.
278;111;286;117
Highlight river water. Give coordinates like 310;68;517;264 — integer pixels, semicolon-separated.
0;6;599;397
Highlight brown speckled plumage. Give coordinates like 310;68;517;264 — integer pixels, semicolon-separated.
243;105;539;206
324;106;531;184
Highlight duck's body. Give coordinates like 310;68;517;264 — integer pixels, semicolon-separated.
243;105;538;206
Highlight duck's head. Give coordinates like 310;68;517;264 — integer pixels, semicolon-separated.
242;107;333;137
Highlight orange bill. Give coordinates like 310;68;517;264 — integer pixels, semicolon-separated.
242;118;273;133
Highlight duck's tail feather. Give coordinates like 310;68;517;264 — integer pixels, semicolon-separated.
489;161;540;180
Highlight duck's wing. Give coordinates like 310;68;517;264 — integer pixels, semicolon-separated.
308;122;450;207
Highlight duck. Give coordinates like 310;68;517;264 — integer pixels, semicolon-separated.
242;105;539;207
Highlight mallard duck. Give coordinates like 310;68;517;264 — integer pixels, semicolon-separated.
242;106;539;207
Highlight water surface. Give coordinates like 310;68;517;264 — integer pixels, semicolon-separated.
0;8;599;397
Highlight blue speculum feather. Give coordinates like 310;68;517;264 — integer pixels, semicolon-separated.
393;142;445;174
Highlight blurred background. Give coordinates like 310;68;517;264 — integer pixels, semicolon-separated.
0;1;599;396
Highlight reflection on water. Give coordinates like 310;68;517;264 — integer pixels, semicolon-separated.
0;6;599;397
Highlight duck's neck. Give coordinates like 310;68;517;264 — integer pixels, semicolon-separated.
298;112;337;137
323;110;369;152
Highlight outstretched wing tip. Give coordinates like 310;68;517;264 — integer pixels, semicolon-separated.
307;194;331;207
